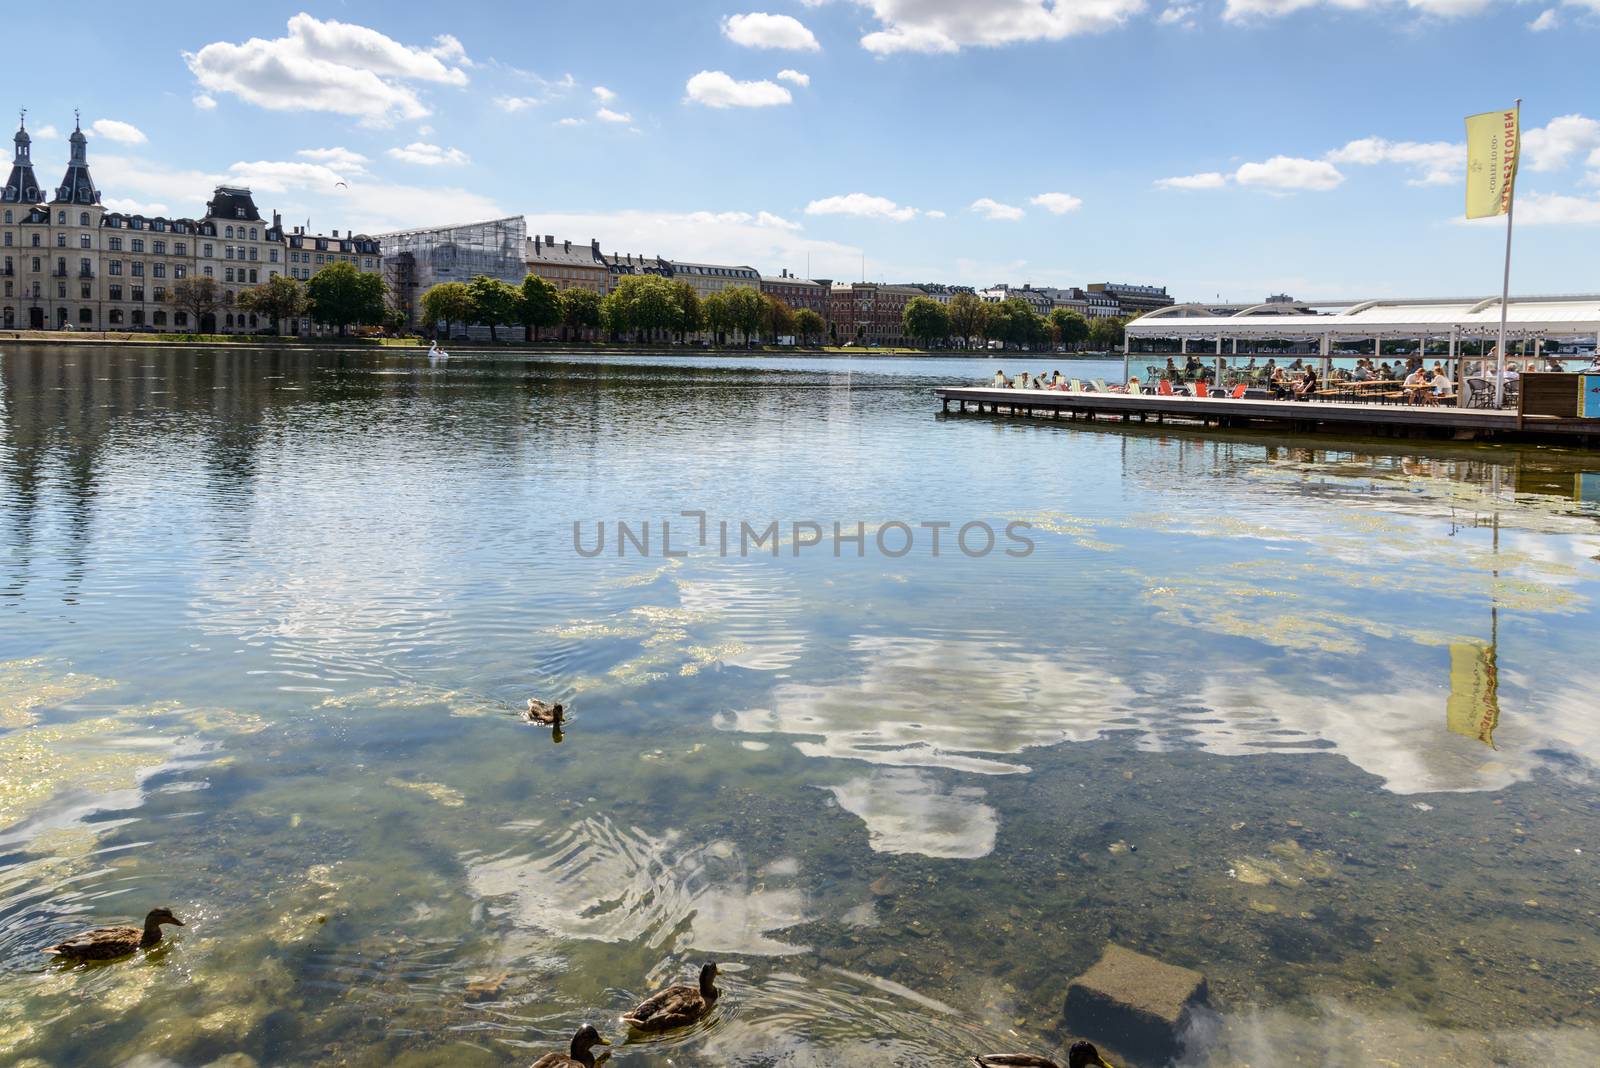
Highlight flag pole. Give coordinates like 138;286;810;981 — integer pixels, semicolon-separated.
1494;98;1521;410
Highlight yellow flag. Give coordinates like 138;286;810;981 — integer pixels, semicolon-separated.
1465;106;1520;219
1446;642;1499;748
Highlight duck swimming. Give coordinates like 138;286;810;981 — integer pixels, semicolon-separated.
973;1041;1114;1068
40;907;185;962
621;961;719;1032
531;1024;610;1068
525;698;565;726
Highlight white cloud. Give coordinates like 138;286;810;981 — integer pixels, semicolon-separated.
93;151;504;233
1523;113;1600;172
805;192;919;221
416;124;434;136
1234;155;1345;192
1517;192;1600;225
90;119;147;144
1156;171;1229;190
971;197;1025;221
539;208;861;279
1327;136;1462;186
776;69;811;87
385;142;470;166
853;0;1145;54
1225;0;1495;19
556;117;586;127
31;124;59;140
495;96;543;112
185;13;470;124
1030;191;1083;214
1158;3;1200;25
925;209;947;218
103;196;171;216
722;12;822;50
193;94;218;111
685;70;793;108
592;85;617;103
296;147;371;175
596;107;632;123
1529;7;1559;29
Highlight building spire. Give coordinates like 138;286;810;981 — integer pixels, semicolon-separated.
55;108;99;205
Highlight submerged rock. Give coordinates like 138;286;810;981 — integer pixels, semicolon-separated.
1064;943;1208;1060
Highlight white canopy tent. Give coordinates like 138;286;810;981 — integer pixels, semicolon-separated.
1122;295;1600;407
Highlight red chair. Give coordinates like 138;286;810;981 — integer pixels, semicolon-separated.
1230;383;1247;399
1157;379;1175;396
1194;380;1209;398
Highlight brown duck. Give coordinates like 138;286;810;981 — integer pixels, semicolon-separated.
525;698;565;726
973;1042;1114;1068
621;961;719;1032
40;907;185;961
531;1024;610;1068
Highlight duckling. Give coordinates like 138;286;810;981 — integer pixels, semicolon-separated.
973;1041;1113;1068
621;961;719;1032
40;907;185;962
531;1024;610;1068
525;698;565;726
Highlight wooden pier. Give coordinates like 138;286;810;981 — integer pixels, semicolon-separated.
935;386;1600;444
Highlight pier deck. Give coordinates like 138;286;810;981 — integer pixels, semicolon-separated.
935;386;1599;444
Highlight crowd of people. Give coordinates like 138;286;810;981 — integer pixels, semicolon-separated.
986;349;1600;406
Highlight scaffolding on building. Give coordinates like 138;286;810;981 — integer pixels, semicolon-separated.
375;216;528;330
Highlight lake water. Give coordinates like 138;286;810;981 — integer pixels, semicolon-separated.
1;344;1598;1067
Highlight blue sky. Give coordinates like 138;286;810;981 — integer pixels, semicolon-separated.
8;1;1599;301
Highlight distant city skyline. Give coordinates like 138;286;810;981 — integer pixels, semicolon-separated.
7;2;1599;301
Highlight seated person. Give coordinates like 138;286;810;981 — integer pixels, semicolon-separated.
1269;367;1291;400
1432;368;1456;403
1293;367;1319;399
1351;361;1373;382
992;370;1008;387
1402;366;1429;404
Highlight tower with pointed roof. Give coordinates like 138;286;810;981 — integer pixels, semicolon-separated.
3;111;43;205
53;112;100;206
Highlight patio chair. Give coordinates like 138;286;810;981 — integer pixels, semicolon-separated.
1157;379;1175;396
1194;380;1209;398
1464;378;1492;408
1068;379;1085;393
1230;383;1247;399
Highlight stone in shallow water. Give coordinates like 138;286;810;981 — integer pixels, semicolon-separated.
1064;943;1208;1059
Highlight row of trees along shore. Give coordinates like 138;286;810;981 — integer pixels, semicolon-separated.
163;262;390;336
420;274;828;345
902;292;1134;351
202;265;1133;349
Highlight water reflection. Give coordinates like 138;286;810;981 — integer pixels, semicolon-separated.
826;769;998;859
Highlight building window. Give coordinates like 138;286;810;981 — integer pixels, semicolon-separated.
32;233;41;246
109;236;122;251
2;210;10;224
153;310;166;326
80;284;90;299
153;286;165;302
203;266;213;277
174;264;187;279
56;233;66;247
174;242;186;256
79;234;91;249
225;226;233;239
132;286;144;302
109;284;122;300
131;262;143;277
175;311;188;326
79;212;89;226
203;243;213;257
248;246;257;261
79;308;92;324
109;308;123;324
131;309;143;325
249;228;257;241
225;267;234;282
269;248;278;262
225;246;234;260
131;238;144;253
57;281;66;298
248;269;257;283
109;260;122;275
153;240;165;254
56;210;66;224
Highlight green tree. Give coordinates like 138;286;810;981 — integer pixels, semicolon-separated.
1088;315;1127;352
946;291;987;349
672;281;704;340
560;287;602;338
421;281;473;338
237;274;308;334
902;296;950;350
722;285;766;345
517;275;562;341
603;274;680;341
466;274;520;342
307;261;387;336
763;294;795;342
1049;308;1090;351
792;308;825;344
702;290;731;344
